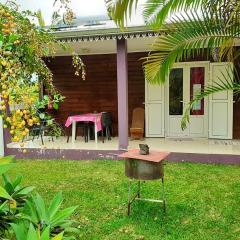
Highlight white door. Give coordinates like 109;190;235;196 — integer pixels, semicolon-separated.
145;81;165;137
209;63;233;139
166;62;209;138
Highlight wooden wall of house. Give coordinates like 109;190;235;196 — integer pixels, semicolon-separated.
46;51;240;139
45;52;146;136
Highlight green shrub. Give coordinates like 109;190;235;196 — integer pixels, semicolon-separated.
23;192;79;239
11;223;64;240
0;156;79;239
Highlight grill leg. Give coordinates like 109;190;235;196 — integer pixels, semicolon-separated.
162;178;166;213
127;180;132;216
40;134;44;145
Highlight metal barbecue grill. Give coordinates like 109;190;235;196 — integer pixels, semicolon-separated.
119;149;170;215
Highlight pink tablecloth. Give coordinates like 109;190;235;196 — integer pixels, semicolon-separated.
65;113;102;132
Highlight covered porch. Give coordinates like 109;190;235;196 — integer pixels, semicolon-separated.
42;27;156;150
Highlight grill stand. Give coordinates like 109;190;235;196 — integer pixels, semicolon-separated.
127;178;166;216
119;149;170;216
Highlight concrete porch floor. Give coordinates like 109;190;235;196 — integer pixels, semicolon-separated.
7;136;240;155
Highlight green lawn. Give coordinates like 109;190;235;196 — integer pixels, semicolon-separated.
7;160;240;240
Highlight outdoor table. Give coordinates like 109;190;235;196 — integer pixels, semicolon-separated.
65;113;102;144
119;149;170;215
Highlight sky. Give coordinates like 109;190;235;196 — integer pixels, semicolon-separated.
1;0;146;26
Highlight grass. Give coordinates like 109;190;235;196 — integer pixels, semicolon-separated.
6;159;240;240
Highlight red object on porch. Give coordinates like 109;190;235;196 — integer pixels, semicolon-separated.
119;149;170;162
130;108;145;139
190;67;205;115
65;113;102;131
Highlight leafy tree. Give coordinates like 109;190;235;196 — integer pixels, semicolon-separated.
106;0;240;128
0;1;85;144
0;2;56;141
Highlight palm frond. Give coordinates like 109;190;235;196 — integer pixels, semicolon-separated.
143;0;205;29
36;10;45;28
106;0;208;29
181;65;238;130
143;7;239;84
105;0;139;28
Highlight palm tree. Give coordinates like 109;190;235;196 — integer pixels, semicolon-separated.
105;0;240;128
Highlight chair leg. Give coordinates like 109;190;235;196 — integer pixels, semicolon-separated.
87;127;89;142
84;127;86;142
32;129;37;142
32;134;35;142
106;127;108;140
109;127;111;140
107;127;111;140
40;134;44;145
75;127;78;140
111;126;114;138
67;134;70;143
102;129;104;143
84;126;87;142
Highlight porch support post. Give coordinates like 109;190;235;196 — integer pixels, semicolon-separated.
117;39;129;150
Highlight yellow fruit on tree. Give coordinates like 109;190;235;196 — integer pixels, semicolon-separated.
6;117;11;122
13;136;19;142
1;61;7;66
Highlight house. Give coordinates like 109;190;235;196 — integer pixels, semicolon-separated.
2;16;240;164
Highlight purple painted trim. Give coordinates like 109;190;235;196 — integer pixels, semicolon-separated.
4;146;240;165
5;147;124;160
167;152;240;165
3;128;11;153
117;39;129;150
